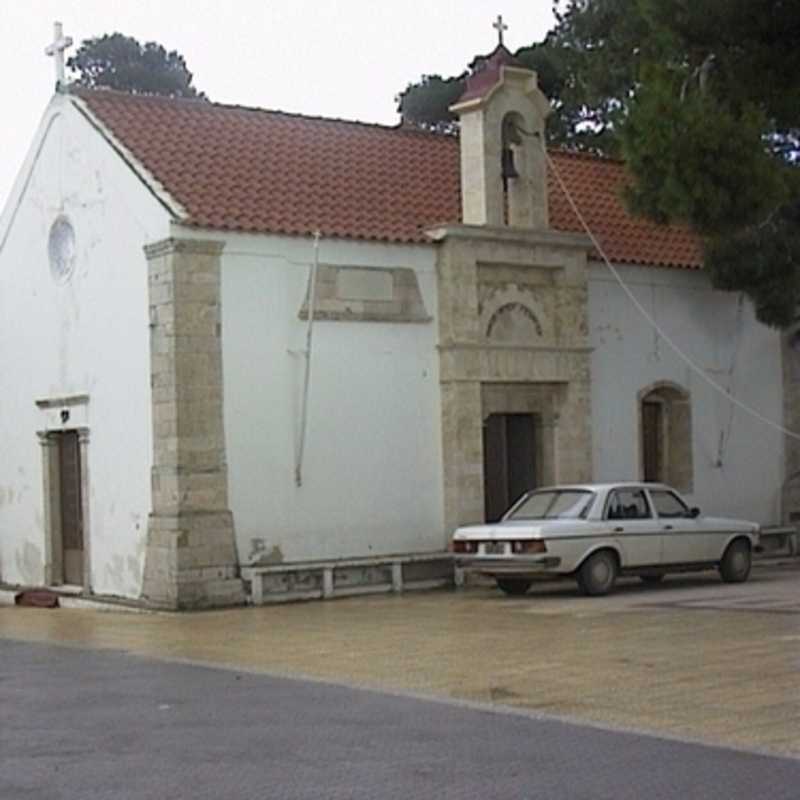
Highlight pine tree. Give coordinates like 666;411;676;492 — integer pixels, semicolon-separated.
67;33;205;99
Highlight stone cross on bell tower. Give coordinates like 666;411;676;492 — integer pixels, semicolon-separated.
45;21;73;88
492;15;508;47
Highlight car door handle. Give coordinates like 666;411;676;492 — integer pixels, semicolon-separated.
613;527;624;533
663;525;674;531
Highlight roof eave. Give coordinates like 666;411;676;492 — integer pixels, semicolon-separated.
0;93;67;254
69;94;188;222
426;222;592;252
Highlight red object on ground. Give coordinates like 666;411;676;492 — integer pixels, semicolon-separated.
14;590;60;608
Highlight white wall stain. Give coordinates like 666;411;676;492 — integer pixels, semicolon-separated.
14;542;43;585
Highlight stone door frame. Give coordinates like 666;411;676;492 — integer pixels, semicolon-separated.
482;381;563;493
636;380;694;493
37;426;91;589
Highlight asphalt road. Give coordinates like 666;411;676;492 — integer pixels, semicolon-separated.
2;639;799;800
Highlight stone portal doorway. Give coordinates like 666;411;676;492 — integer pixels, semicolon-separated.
431;224;594;536
483;413;537;522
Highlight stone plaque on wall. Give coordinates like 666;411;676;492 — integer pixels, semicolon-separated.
299;265;430;323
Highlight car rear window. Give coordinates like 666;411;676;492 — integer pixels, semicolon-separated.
507;490;594;520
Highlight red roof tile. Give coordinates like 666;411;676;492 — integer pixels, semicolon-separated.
548;150;703;269
74;89;703;268
456;45;520;105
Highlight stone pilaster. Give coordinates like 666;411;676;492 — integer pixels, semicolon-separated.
37;432;61;586
140;237;244;609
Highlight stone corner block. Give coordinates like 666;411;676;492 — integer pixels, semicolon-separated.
144;237;226;261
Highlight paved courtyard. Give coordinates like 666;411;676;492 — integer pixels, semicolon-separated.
2;562;799;763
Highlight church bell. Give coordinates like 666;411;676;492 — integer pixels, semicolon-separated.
501;147;519;181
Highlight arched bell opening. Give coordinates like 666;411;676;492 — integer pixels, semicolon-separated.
501;111;526;226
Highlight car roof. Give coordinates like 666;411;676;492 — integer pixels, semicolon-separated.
529;483;673;493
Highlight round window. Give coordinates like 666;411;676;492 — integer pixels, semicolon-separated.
48;216;76;282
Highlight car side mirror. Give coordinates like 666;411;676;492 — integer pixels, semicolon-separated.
687;507;700;519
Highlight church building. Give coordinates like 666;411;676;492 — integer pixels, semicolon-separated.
0;41;791;607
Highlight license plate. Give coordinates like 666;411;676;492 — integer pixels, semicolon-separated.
484;541;506;555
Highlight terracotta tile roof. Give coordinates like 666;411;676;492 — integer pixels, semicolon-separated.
456;45;521;105
548;150;703;269
74;89;703;268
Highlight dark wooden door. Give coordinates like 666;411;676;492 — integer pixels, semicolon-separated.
59;431;83;585
483;413;536;522
642;401;663;482
483;415;508;524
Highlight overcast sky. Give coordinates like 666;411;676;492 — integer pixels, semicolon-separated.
0;1;557;209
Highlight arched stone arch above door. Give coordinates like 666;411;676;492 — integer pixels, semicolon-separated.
638;380;693;493
480;285;551;344
486;302;542;342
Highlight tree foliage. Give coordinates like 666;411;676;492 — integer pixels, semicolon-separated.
396;1;643;151
621;70;787;234
67;33;204;99
615;0;800;327
706;199;800;326
397;0;800;326
396;74;465;133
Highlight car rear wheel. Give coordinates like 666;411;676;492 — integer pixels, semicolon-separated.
719;539;752;583
496;578;532;596
577;550;618;596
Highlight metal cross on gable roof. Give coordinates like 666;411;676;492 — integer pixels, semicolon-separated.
45;21;73;87
493;14;508;47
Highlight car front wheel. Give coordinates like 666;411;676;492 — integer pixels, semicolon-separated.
719;539;752;583
577;550;618;596
496;578;532;596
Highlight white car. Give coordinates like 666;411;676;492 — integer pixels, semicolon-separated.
452;483;760;596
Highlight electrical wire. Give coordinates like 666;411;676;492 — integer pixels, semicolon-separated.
544;144;800;442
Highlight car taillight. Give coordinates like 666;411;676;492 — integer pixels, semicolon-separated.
512;540;546;554
452;540;477;554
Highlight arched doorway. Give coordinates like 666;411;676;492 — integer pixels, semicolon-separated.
639;382;693;492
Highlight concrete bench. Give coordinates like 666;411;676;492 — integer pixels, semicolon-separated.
241;552;454;605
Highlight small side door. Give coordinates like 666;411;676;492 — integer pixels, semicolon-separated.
604;488;661;567
58;430;84;586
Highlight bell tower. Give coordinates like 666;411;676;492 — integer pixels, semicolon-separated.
430;29;593;536
449;46;551;229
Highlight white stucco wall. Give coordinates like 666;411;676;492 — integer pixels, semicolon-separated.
178;228;445;564
0;95;170;595
589;262;783;525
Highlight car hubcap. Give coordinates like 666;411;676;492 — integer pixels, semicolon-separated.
592;559;611;586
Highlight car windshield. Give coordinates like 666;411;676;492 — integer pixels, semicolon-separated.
507;490;594;520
